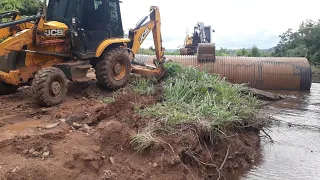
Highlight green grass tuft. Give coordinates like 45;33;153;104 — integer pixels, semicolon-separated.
130;76;156;95
138;62;261;128
103;97;116;103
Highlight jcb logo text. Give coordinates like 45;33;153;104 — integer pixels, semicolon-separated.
139;27;150;43
45;29;64;36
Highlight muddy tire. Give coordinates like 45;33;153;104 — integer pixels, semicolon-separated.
31;67;68;107
0;81;18;95
95;48;131;90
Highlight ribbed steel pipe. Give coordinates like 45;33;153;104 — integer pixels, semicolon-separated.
135;55;312;91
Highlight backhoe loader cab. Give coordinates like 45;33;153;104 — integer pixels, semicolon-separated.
46;0;124;59
0;0;166;107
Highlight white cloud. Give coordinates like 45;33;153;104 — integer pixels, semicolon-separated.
120;0;320;49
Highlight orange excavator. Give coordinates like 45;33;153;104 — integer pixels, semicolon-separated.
0;0;166;107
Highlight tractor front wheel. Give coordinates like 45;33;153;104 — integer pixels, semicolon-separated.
95;48;131;90
0;81;18;95
31;67;68;107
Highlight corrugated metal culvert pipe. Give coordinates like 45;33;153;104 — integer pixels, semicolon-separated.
135;55;312;91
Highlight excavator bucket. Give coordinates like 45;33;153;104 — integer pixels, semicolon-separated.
197;43;216;62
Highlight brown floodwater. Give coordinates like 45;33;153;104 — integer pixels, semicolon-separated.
238;83;320;180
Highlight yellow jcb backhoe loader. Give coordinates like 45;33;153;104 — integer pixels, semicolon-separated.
0;0;166;107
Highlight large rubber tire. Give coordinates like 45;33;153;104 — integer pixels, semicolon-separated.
95;48;131;90
31;67;68;107
0;81;18;95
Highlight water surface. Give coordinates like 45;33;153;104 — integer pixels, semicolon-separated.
241;83;320;180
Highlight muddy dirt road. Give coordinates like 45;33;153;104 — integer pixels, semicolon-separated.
238;83;320;180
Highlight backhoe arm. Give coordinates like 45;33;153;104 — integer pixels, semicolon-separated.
128;6;165;65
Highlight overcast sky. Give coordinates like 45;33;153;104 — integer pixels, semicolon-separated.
119;0;320;49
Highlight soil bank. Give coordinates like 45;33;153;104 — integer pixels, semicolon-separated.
0;76;264;180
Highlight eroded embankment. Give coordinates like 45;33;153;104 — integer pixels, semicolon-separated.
0;63;267;180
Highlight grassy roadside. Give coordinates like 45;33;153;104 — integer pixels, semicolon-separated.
130;62;263;151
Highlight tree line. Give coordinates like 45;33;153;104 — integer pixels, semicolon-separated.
0;0;42;16
1;1;320;64
216;46;272;57
273;19;320;65
217;19;320;65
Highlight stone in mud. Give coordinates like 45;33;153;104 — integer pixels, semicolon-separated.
45;122;60;129
109;157;115;164
32;151;40;157
22;149;28;155
79;124;91;133
59;119;67;123
28;148;35;154
72;122;83;129
11;166;19;173
66;114;87;125
43;151;50;157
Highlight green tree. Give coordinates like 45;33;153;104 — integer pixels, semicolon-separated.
20;0;43;16
273;19;320;64
236;48;249;56
216;47;231;56
148;46;155;52
0;0;23;13
0;0;42;15
251;45;261;57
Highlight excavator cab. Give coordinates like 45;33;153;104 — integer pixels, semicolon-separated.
46;0;124;59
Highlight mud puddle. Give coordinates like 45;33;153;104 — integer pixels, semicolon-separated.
237;83;320;180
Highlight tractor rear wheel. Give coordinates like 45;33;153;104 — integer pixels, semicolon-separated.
0;81;18;95
31;67;68;107
95;48;131;90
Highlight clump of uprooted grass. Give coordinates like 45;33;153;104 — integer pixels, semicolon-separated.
138;62;262;130
130;126;159;152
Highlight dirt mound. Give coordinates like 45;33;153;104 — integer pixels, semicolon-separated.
94;120;135;152
0;78;263;180
88;91;158;129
